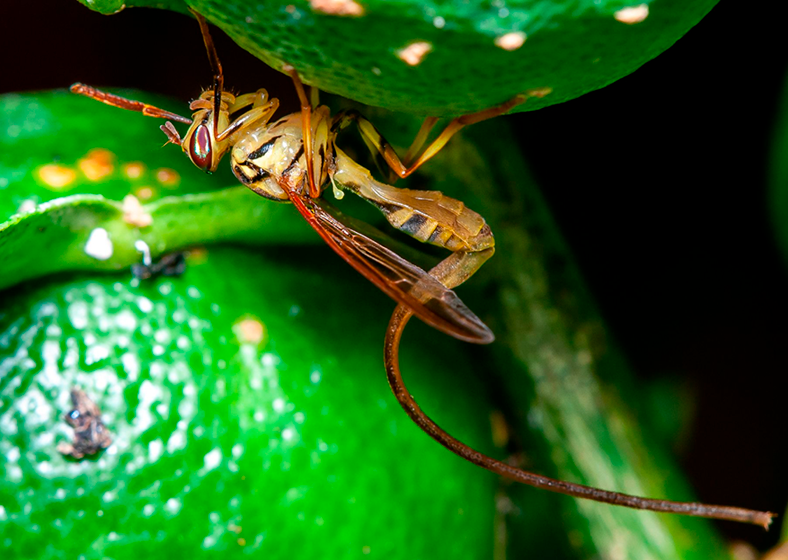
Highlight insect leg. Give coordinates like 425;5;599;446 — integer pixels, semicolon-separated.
227;89;271;113
283;65;320;198
70;84;192;124
217;97;280;142
332;94;527;183
192;10;225;139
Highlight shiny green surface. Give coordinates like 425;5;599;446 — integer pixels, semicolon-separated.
0;90;222;220
74;0;718;116
0;247;498;558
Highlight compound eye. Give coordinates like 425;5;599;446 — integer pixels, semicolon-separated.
189;123;213;171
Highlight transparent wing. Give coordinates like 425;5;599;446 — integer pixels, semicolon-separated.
288;191;494;344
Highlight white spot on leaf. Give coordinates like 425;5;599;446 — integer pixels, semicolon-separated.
84;228;113;261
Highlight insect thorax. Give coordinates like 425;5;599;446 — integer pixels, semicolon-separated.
229;114;313;201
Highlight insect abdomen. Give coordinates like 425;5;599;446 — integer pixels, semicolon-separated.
380;193;494;253
332;149;493;252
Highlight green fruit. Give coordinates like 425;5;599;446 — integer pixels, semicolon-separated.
0;246;499;558
74;0;719;116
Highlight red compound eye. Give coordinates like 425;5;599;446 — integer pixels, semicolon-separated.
189;123;212;171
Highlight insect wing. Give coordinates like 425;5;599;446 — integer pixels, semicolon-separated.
288;192;494;344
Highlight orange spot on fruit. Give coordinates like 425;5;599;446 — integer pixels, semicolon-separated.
234;317;265;345
186;247;209;265
78;148;116;181
122;162;146;179
155;168;181;188
134;186;156;200
37;164;77;189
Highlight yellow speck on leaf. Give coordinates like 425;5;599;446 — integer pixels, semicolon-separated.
37;164;77;189
614;4;649;24
310;0;364;16
234;317;266;345
155;168;181;188
122;194;153;228
494;32;526;51
123;162;146;179
489;410;510;447
397;42;432;66
526;87;553;98
186;247;209;265
78;148;116;181
135;186;156;200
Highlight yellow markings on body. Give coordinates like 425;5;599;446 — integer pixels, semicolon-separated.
615;4;649;24
78;148;116;181
155;167;181;188
37;164;77;189
122;162;146;179
494;31;527;51
233;317;266;345
397;42;432;66
121;194;153;228
310;0;364;16
237;538;247;547
134;186;156;200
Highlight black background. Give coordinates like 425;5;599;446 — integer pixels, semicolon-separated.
2;0;787;550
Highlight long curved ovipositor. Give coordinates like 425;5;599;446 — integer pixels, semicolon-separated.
383;305;775;529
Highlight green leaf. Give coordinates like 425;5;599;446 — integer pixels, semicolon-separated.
73;0;719;116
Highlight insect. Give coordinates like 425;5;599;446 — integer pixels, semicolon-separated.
71;11;773;528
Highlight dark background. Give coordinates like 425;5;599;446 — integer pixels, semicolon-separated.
2;0;787;551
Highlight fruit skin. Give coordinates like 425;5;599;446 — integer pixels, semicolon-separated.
0;246;500;559
74;0;719;116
